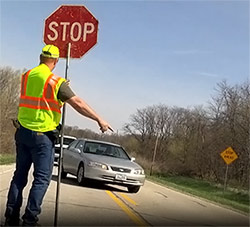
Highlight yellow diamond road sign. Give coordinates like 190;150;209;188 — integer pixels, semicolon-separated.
220;147;238;165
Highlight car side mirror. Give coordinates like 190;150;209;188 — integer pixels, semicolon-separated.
131;157;135;162
71;147;81;153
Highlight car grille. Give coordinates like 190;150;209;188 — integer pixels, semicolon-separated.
110;166;131;173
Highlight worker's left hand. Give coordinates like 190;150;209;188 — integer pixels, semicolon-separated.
65;80;70;86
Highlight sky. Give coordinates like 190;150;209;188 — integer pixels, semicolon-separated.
0;0;249;134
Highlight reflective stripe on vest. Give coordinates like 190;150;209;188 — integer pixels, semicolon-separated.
19;70;62;113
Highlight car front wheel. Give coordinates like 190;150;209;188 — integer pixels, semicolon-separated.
127;186;140;193
77;164;85;186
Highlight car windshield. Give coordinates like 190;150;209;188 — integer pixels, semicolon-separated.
63;137;75;145
84;142;130;160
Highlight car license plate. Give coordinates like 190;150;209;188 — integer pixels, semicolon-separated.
115;174;127;181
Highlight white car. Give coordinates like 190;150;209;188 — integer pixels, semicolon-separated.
54;135;76;165
61;138;145;193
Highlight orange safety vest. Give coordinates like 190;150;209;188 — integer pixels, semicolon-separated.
18;64;65;132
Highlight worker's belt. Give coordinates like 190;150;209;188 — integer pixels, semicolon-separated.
13;119;60;144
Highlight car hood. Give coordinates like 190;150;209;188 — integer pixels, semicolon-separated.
84;153;143;169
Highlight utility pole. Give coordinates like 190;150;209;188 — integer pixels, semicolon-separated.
150;133;159;176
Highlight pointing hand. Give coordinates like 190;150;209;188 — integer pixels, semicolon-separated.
98;119;113;133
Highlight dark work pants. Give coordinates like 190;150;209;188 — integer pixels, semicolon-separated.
5;126;55;225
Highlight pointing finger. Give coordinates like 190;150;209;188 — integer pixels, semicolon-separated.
108;126;114;132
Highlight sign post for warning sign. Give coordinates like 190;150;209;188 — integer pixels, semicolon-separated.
44;5;98;226
220;147;238;194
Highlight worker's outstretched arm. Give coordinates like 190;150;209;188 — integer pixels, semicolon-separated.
66;95;113;133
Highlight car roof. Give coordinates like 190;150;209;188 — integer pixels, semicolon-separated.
78;138;121;147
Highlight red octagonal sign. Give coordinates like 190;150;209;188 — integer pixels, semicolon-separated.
44;5;98;58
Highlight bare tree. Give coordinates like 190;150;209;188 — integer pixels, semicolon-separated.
123;80;249;187
0;67;23;154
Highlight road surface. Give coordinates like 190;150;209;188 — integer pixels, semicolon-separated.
0;164;248;226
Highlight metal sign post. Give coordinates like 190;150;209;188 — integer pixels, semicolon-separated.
223;165;229;196
54;43;71;227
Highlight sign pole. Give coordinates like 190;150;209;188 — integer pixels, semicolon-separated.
54;43;71;227
223;164;229;196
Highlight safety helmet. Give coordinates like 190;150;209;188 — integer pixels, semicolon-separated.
41;44;60;58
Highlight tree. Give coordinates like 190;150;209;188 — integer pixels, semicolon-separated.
0;67;23;154
123;80;249;187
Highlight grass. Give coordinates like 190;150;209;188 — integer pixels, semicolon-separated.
0;153;15;165
147;174;249;214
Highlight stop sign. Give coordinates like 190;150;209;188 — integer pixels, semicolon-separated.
44;5;98;58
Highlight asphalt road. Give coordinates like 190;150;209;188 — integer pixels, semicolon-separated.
0;164;249;226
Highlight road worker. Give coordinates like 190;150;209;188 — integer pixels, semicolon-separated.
4;44;112;226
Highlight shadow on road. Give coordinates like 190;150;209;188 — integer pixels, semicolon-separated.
51;173;128;193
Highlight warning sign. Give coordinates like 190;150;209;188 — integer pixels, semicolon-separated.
220;147;238;165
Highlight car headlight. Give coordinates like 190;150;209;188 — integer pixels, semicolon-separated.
88;161;108;170
133;169;144;175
